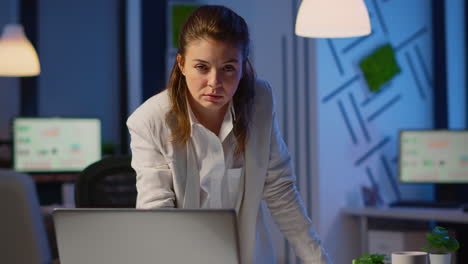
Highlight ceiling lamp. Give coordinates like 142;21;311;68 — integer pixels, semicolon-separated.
295;0;371;38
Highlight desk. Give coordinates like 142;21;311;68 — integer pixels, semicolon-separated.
342;207;468;255
32;173;79;183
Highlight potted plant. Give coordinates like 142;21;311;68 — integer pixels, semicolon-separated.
422;226;459;264
352;253;388;264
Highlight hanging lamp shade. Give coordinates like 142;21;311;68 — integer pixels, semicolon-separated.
0;24;41;76
295;0;371;38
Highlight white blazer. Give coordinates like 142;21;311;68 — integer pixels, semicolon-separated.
127;79;331;264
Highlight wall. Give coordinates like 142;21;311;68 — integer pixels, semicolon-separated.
242;0;437;262
446;0;466;129
233;0;465;263
0;0;120;148
38;0;120;146
316;0;440;263
126;0;142;116
0;0;20;140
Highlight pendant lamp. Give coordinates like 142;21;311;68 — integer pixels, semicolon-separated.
295;0;371;38
0;24;41;76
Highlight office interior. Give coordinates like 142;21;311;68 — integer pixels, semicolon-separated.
0;0;467;263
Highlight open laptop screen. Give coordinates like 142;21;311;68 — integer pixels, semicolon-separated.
13;117;101;173
53;209;240;264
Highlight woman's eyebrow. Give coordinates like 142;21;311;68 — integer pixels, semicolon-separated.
223;59;240;64
192;59;209;63
191;58;240;64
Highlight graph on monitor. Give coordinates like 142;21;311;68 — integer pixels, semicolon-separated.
13;118;102;173
399;130;468;183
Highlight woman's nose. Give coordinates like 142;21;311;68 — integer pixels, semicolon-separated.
208;70;222;88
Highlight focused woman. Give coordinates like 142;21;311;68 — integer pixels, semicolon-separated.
127;5;332;264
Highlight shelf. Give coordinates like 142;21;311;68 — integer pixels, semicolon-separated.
342;206;468;224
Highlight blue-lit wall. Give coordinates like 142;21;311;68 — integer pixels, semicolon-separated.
0;0;20;140
242;0;466;263
446;0;466;129
317;0;434;261
0;0;121;148
37;0;120;147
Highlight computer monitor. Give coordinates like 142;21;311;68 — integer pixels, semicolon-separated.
399;130;468;183
12;117;102;173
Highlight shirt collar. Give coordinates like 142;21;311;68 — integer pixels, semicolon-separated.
187;101;235;142
187;100;199;127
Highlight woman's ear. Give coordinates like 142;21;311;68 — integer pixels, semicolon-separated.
176;54;185;75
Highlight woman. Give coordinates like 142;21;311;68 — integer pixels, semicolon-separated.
127;5;331;264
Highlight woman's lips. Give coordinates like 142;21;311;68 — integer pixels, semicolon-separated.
203;94;223;101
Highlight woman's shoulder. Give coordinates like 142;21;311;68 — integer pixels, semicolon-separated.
252;78;275;109
127;90;170;129
253;79;274;102
254;78;272;93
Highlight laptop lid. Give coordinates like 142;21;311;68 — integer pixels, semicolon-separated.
53;208;240;264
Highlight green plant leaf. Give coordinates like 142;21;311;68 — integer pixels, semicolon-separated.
433;226;448;235
353;253;388;264
422;246;431;252
426;233;436;242
425;226;460;253
445;238;460;251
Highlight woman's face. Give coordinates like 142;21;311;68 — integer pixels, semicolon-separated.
177;38;243;114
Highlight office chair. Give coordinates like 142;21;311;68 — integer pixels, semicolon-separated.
74;156;137;208
0;169;52;264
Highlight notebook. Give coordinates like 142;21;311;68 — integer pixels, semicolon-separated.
53;208;240;264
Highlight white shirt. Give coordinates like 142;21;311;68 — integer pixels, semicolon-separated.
187;102;244;211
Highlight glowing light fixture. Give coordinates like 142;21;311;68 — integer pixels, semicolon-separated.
0;24;41;76
295;0;371;38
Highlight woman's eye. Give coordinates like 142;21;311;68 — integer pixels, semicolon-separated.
195;65;208;71
223;65;235;72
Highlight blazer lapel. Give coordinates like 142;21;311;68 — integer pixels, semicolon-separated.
171;142;200;209
237;122;271;264
182;141;200;208
169;143;187;208
237;80;273;263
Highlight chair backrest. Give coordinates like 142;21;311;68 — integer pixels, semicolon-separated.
74;156;137;208
0;169;52;264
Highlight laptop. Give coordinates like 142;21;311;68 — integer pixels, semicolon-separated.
53;208;240;264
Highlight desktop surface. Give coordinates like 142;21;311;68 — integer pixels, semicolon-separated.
343;206;468;264
342;206;468;224
389;200;464;209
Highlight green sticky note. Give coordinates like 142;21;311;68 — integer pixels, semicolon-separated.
360;44;400;92
171;4;200;48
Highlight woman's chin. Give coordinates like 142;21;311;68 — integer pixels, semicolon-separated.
201;101;228;111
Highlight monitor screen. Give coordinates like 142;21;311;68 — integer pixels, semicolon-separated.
13;118;102;173
399;130;468;183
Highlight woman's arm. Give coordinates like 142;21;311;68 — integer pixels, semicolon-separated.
262;89;332;264
127;117;175;209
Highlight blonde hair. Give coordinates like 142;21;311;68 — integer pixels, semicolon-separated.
166;5;255;156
